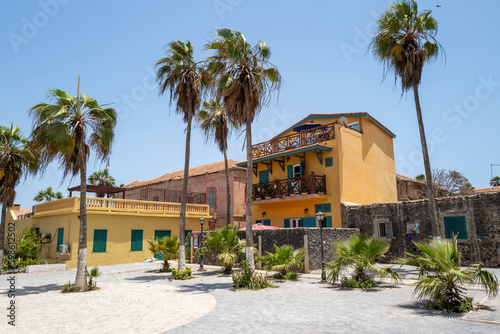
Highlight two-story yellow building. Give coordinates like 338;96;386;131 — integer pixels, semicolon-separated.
237;113;398;228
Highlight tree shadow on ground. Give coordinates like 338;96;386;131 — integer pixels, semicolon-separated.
396;301;466;319
320;283;401;292
173;282;235;294
13;284;62;296
124;274;171;283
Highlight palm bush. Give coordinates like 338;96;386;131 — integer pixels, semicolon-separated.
232;261;275;290
257;245;304;279
147;236;179;272
396;236;498;312
203;225;243;274
85;266;101;290
326;234;401;288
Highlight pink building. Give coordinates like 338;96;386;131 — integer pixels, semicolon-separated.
124;160;247;228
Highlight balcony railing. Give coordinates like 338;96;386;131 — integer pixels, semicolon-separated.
34;197;210;217
252;122;336;159
252;173;326;200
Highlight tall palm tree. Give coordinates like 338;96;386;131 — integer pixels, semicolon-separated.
34;186;63;202
30;85;116;289
196;99;238;226
205;28;281;268
0;123;38;260
156;39;206;272
88;168;116;197
371;0;442;238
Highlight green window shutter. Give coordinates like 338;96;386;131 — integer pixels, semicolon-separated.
284;218;290;228
302;217;317;228
56;228;64;252
325;157;333;167
93;229;108;253
262;219;271;226
444;216;467;239
208;189;216;208
259;170;269;183
315;203;332;213
287;165;293;178
131;230;143;251
153;230;171;260
185;230;192;246
326;216;332;228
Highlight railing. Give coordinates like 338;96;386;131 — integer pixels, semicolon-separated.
34;197;210;216
139;187;206;205
252;173;326;200
252;122;337;158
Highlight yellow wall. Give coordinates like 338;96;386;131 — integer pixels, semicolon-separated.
10;207;208;269
250;115;397;228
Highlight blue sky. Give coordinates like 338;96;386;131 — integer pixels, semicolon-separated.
1;0;499;208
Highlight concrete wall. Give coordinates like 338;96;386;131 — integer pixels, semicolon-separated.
341;192;500;267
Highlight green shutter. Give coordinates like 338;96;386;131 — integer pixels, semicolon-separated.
325;157;333;167
56;228;64;253
444;216;467;239
302;217;317;227
326;216;332;228
284;218;290;228
93;230;108;253
259;170;269;183
208;189;215;208
315;203;332;213
262;219;271;226
131;230;143;251
153;230;171;260
287;165;293;178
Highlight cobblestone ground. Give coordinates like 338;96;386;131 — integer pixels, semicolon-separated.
0;262;499;334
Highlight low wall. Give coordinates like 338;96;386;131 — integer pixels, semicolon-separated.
341;192;500;267
26;263;66;274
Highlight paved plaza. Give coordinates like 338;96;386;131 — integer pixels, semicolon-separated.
1;261;499;333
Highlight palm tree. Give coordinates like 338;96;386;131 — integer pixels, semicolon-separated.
490;176;500;187
196;99;238;226
371;0;441;238
30;85;116;289
205;28;281;268
147;236;179;272
156;39;206;272
203;225;244;274
326;234;401;286
415;174;425;182
396;236;498;312
257;245;304;278
0;123;38;260
88;168;116;197
33;186;63;202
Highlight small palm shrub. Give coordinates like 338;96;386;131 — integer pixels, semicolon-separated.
326;234;400;288
397;236;498;313
147;236;179;272
171;268;192;280
257;245;304;279
86;267;101;290
232;261;276;290
203;225;244;274
62;282;80;293
341;276;376;289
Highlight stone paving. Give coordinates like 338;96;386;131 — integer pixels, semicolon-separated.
0;261;499;333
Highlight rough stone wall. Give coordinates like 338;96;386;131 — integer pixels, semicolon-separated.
397;177;427;201
341;192;500;267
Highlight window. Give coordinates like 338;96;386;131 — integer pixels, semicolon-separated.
315;203;332;213
444;216;468;239
35;227;41;235
172;193;179;203
377;221;392;239
290;218;301;228
348;121;359;131
256;219;271;226
325;157;333;167
93;229;108;253
259;170;269;184
56;228;64;253
130;230;143;251
208;188;216;208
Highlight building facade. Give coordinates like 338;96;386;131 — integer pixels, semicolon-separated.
124;160;247;228
237;113;398;228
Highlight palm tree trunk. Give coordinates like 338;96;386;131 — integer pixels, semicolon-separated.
178;108;192;272
75;141;88;289
245;114;255;268
413;84;440;238
224;146;231;227
0;203;6;260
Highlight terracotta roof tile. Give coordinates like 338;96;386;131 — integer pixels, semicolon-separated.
473;187;500;194
125;159;244;188
396;174;421;182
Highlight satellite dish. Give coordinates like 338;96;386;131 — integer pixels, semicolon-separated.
339;117;349;126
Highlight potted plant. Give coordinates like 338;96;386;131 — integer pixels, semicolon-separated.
41;233;51;243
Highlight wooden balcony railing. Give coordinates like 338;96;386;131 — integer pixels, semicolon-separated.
252;173;326;200
252;122;336;158
34;197;210;216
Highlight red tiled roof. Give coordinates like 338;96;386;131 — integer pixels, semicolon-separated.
11;208;33;220
396;174;422;182
125;159;244;188
473;187;500;194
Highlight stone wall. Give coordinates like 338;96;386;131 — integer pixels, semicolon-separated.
396;175;427;201
341;192;500;267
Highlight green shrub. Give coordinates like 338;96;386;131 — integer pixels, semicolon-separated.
86;267;101;290
171;268;192;280
159;267;172;273
272;271;298;280
257;244;304;277
62;282;80;293
16;224;42;259
341;276;376;289
232;261;276;290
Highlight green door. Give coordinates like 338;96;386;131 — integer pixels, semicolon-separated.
444;216;468;239
153;230;171;260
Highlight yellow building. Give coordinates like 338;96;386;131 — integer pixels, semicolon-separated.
8;197;210;268
237;113;397;228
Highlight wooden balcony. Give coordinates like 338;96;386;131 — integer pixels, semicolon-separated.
34;197;210;217
252;173;326;200
252;122;336;159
